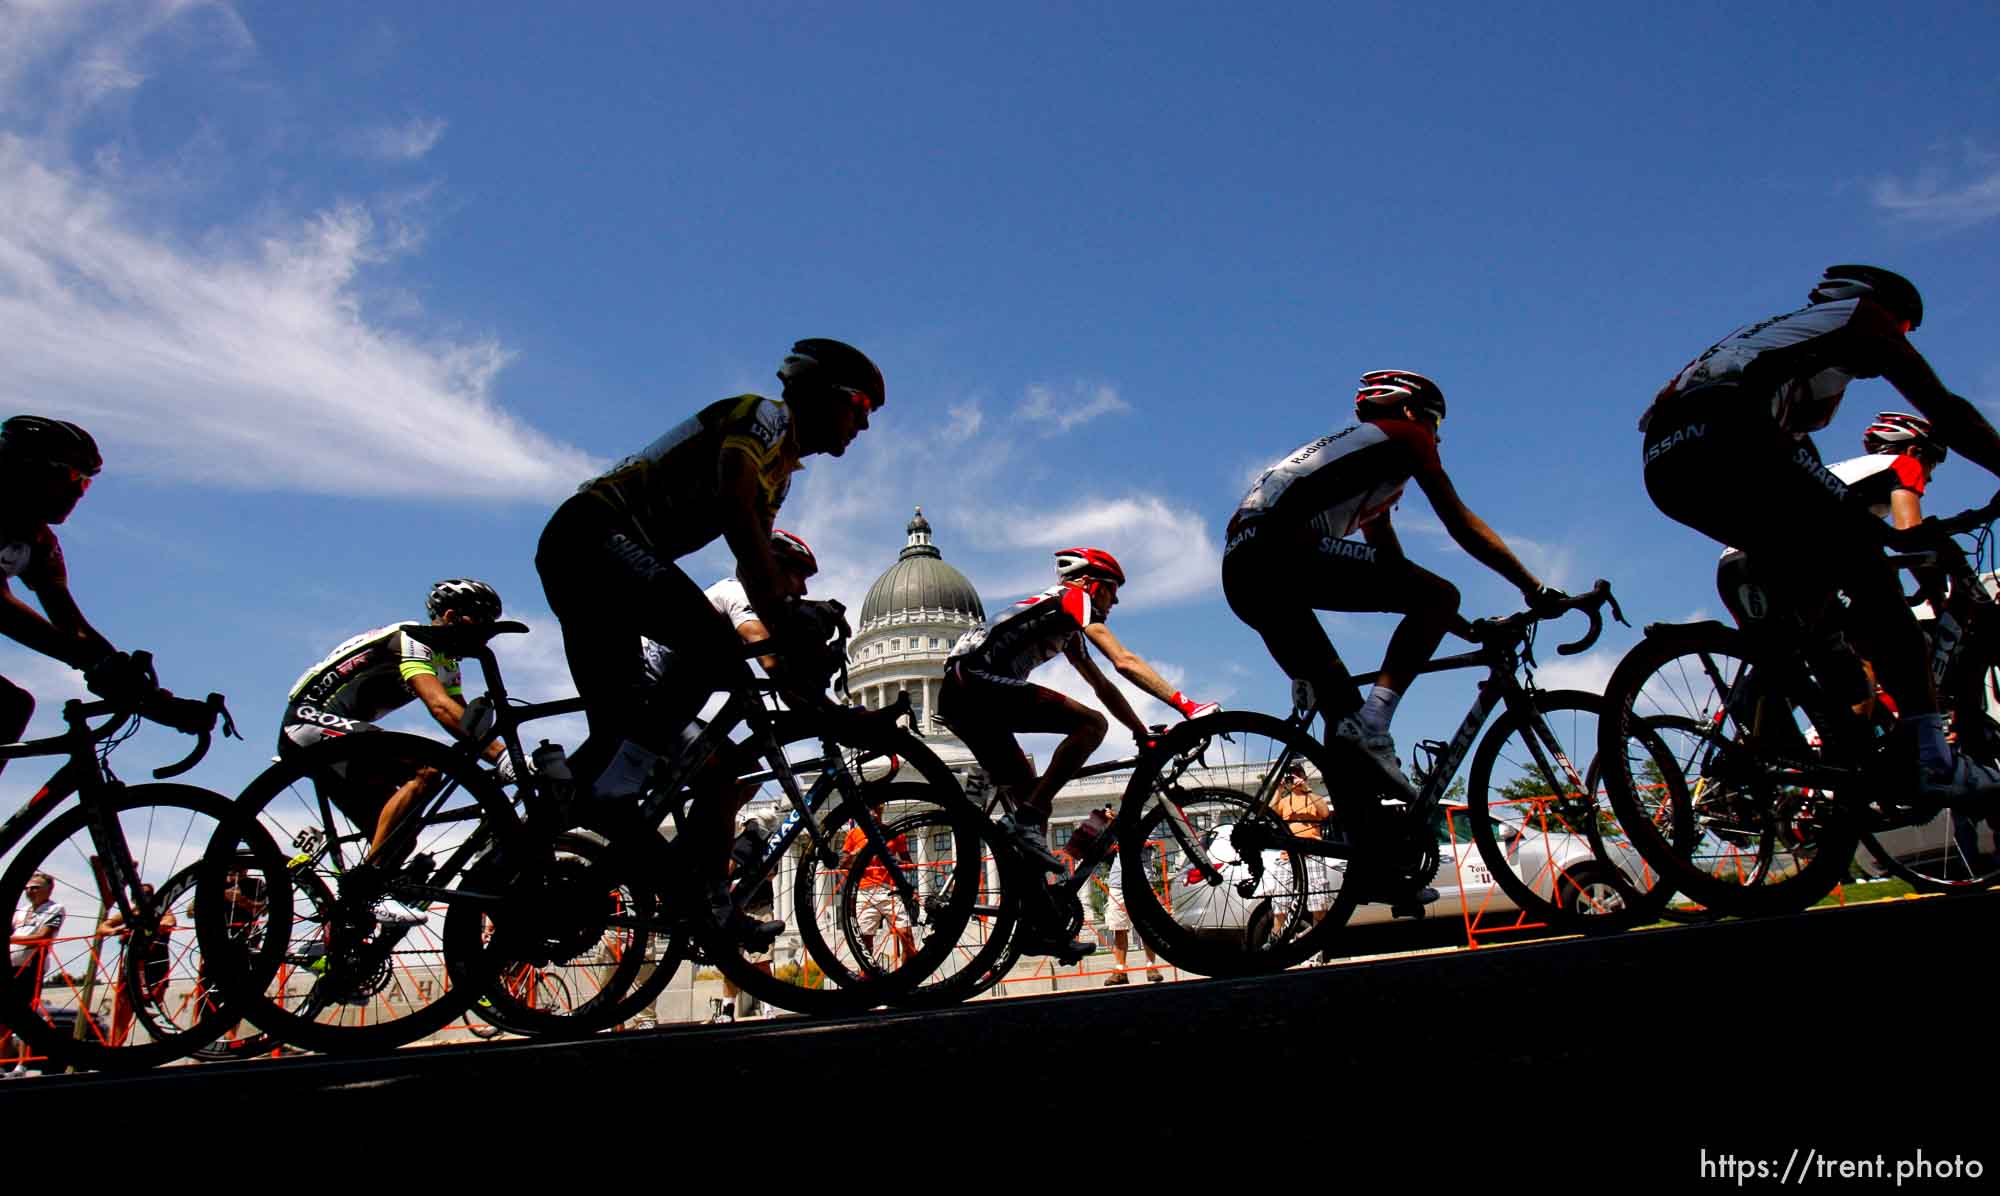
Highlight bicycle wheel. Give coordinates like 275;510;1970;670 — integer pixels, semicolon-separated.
692;720;982;1016
444;827;681;1040
857;811;1019;1010
1597;624;1857;917
131;853;288;1063
199;731;524;1055
1116;711;1360;977
1465;690;1661;932
1857;637;2000;892
0;784;283;1072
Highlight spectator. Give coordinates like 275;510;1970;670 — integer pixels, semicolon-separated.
1268;764;1336;956
1100;808;1163;985
839;795;914;971
2;872;64;1076
98;883;174;1047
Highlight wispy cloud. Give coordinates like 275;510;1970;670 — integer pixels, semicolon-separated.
0;7;598;501
343;115;448;162
1020;381;1130;434
1870;145;2000;230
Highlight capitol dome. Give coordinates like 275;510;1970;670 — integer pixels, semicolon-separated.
847;508;983;752
858;508;984;631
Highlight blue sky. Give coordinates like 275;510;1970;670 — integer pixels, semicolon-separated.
3;0;1998;804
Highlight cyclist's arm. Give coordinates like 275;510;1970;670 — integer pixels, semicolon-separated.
408;672;505;764
1888;488;1923;531
1067;635;1150;739
1883;352;2000;478
1359;512;1402;556
1412;464;1542;597
0;577;112;667
733;616;781;673
717;447;792;635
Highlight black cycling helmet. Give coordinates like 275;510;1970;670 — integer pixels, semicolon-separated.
427;578;503;621
777;338;885;410
0;415;102;475
1355;370;1446;425
1809;264;1923;330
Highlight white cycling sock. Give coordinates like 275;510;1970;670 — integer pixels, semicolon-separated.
1359;686;1402;736
1910;713;1952;775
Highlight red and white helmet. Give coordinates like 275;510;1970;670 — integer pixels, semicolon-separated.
1356;370;1446;425
770;528;818;575
1053;547;1125;587
1863;412;1943;461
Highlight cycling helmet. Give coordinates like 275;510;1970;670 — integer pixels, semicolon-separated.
1053;547;1126;587
1809;264;1923;330
1863;411;1944;461
0;415;102;475
770;528;818;576
777;338;885;410
427;578;503;621
1355;370;1447;425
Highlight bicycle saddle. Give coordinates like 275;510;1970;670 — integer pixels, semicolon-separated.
402;620;529;655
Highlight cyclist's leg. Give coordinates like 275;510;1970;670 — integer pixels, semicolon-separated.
539;501;736;791
940;668;1099;825
1221;542;1359;726
275;720;411;866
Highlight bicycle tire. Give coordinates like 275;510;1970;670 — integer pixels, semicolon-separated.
1596;623;1857;917
134;853;288;1063
857;811;1019;1010
1116;711;1360;977
199;731;525;1055
688;720;983;1016
444;827;681;1040
0;783;282;1072
1465;689;1660;932
1862;631;2000;892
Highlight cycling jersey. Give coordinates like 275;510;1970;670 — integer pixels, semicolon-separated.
283;623;462;732
1649;296;1920;436
947;585;1097;684
1828;453;1927;518
576;395;799;560
0;524;64;591
1225;419;1439;552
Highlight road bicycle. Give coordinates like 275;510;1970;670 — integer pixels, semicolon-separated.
1114;583;1639;978
1595;495;2000;916
200;612;987;1053
0;655;258;1072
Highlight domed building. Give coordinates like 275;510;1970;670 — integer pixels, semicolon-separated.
844;509;1129;832
847;508;982;766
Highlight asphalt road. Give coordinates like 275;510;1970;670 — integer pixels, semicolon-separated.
14;892;1994;1183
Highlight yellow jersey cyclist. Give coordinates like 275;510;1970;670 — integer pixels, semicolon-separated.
279;579;512;926
537;338;880;945
1642;265;2000;802
1;416;197;774
939;547;1217;955
1223;372;1562;800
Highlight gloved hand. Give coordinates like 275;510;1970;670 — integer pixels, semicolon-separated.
86;651;154;704
493;750;526;786
1526;584;1571;617
142;691;215;736
1170;691;1220;719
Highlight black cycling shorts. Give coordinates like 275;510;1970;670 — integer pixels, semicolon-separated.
536;494;740;761
1644;386;1903;627
937;664;1079;796
1222;526;1457;706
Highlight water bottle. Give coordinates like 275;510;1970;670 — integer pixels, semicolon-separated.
531;739;573;782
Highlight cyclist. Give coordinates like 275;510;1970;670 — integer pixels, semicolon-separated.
1642;265;2000;801
278;579;510;925
640;527;821;949
939;546;1217;955
537;338;881;944
0;416;163;776
1223;372;1561;797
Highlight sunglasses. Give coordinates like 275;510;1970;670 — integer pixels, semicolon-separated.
53;463;94;493
836;386;880;416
